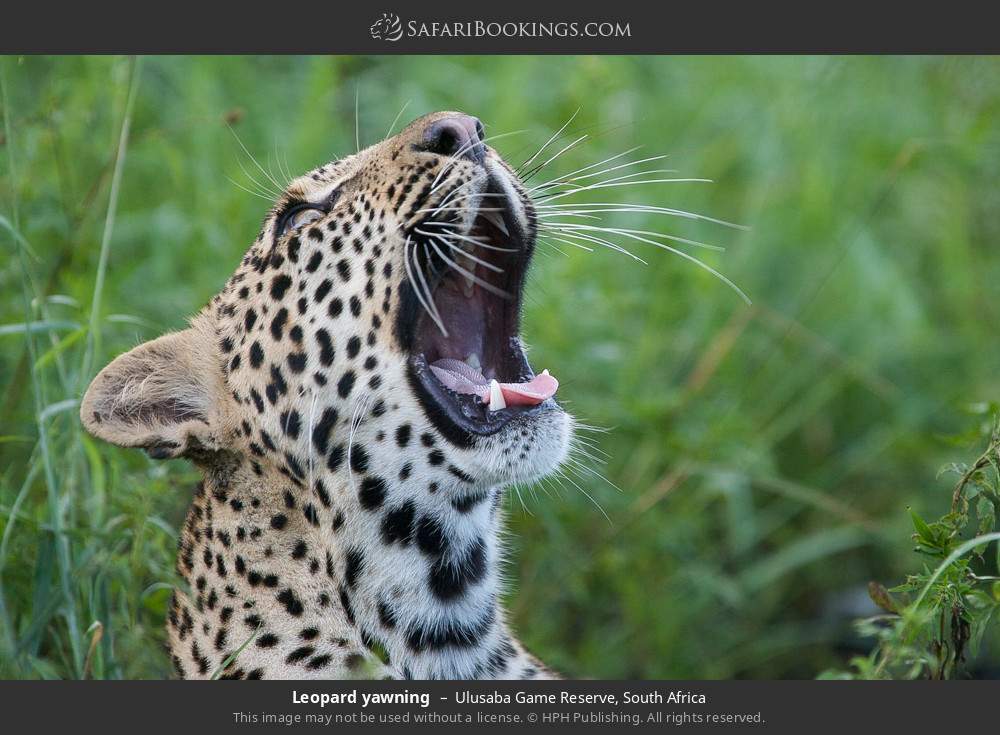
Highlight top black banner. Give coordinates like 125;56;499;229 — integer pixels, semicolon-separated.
1;1;998;54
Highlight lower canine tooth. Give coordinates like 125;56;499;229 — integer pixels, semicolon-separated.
465;353;481;371
488;379;506;411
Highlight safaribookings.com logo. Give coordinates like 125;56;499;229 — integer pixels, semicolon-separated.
369;14;631;42
370;13;404;41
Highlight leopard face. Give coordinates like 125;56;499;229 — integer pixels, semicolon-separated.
210;111;572;497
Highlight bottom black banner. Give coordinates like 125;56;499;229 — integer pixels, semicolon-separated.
0;680;993;732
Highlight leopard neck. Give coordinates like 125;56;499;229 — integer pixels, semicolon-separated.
196;453;525;679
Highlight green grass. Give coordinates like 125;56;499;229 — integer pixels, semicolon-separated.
2;55;1000;679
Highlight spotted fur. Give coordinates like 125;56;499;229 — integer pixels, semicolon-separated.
81;112;572;680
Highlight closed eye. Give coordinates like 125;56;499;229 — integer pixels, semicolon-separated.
276;204;325;238
275;189;341;239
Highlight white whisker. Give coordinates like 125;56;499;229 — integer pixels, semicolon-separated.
384;99;411;140
426;238;510;298
536;177;712;204
516;108;580;175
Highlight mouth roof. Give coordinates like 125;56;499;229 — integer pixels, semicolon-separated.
404;177;559;440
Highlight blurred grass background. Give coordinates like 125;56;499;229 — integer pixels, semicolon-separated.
1;55;999;679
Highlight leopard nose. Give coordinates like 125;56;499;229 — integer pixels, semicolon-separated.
421;114;485;164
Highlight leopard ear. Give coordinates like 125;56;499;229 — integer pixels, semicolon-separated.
80;326;227;460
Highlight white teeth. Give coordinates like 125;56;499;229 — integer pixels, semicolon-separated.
465;353;481;371
482;210;509;236
488;379;506;411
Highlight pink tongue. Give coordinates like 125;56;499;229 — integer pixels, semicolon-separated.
496;371;559;406
429;359;559;407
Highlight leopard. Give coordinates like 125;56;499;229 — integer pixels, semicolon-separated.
81;112;574;680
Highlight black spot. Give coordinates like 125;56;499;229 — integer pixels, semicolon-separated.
270;307;288;341
244;308;258;332
315;479;331;508
277;588;305;616
337;370;356;398
269;364;288;397
316;329;335;366
280;410;301;439
314;279;333;303
359;477;387;510
287;351;307;373
270;514;288;530
338;585;355;625
284;453;305;480
344;547;365;588
292;540;307;559
451;490;489;514
286;646;315;664
305;251;323;273
395;424;412;447
327;444;345;473
312;407;338;454
328;298;343;318
415;514;447;556
336;259;350;281
428;449;445;466
300;627;319;640
306;654;332;670
428;538;487;601
380;501;415;545
377;600;397;629
349;444;369;473
249;341;264;369
405;606;495;653
270;274;292;299
257;633;279;648
447;465;474;483
302;503;319;526
346;336;361;359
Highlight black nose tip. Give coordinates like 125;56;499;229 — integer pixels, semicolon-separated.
421;115;485;164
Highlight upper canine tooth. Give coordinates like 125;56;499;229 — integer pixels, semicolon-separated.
465;353;481;371
488;379;506;411
483;210;509;236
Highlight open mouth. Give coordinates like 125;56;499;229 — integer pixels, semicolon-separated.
403;175;559;443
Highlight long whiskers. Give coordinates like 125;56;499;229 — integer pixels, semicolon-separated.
402;235;448;336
